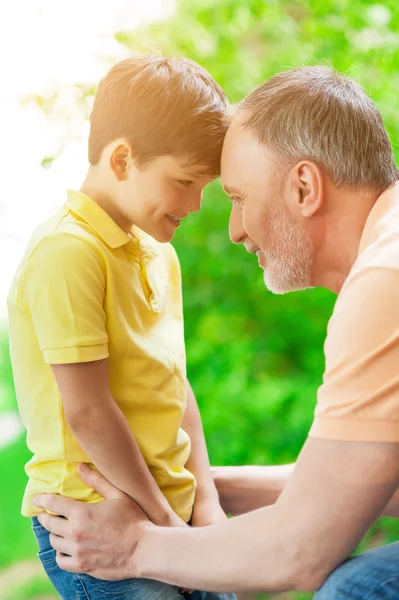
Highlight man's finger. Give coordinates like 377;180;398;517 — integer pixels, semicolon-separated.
33;493;77;518
49;533;73;555
37;512;70;538
56;552;81;573
77;464;124;500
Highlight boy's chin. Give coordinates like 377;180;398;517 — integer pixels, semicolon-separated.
150;226;175;244
157;219;180;243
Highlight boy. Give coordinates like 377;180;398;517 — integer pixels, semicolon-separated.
8;55;235;599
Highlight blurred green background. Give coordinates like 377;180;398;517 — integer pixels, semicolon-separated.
1;0;399;598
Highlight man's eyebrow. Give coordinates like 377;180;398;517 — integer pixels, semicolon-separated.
223;185;243;196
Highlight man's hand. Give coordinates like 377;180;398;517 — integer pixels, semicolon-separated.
33;464;154;580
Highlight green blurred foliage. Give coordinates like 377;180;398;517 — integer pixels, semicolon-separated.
1;1;399;598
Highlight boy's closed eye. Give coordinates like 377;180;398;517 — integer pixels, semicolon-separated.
175;179;194;187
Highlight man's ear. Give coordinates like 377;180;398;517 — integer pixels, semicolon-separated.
290;160;324;218
110;141;133;181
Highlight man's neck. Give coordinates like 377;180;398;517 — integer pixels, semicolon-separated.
312;186;381;294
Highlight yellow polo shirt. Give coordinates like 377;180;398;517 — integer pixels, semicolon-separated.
7;190;196;520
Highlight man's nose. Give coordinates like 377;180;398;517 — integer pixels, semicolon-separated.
229;204;246;244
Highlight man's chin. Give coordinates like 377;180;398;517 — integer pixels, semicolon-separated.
263;270;312;295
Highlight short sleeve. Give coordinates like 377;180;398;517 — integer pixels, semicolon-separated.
310;267;399;443
19;233;109;364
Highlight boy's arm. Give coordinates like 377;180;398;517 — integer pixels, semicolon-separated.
51;358;186;528
182;380;225;523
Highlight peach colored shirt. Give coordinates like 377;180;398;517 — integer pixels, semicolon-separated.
310;183;399;443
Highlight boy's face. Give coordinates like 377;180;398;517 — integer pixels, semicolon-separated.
115;151;215;242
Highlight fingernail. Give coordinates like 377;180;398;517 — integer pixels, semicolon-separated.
79;463;90;473
32;495;42;506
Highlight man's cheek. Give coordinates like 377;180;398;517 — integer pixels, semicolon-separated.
244;212;263;248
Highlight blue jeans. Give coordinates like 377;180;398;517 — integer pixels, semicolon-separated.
315;542;399;599
32;517;236;600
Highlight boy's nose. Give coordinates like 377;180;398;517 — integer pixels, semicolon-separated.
188;191;203;214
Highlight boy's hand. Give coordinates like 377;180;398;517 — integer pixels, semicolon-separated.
160;512;190;528
191;494;227;527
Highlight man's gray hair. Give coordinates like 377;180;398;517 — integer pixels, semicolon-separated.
239;65;398;192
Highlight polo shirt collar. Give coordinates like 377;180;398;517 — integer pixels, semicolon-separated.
358;182;399;255
65;189;133;249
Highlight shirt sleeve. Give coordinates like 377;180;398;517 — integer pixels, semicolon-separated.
19;233;109;364
310;267;399;443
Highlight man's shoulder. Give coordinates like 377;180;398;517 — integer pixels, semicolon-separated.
335;193;399;317
328;264;399;338
356;185;399;274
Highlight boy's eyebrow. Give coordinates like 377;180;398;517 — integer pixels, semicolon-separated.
178;164;212;178
177;171;200;179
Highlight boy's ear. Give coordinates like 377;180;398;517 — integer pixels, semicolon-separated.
110;141;133;181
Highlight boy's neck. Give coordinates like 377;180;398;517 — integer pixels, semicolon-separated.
80;168;134;234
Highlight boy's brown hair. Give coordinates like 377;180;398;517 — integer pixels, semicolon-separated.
89;55;228;177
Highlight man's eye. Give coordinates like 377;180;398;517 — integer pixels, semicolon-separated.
176;180;193;187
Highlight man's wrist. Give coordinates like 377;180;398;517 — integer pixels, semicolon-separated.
130;521;158;579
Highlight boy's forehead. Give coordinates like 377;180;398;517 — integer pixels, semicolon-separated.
177;157;213;176
155;155;207;175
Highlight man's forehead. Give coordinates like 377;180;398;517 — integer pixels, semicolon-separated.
223;113;264;157
221;117;271;181
224;111;248;142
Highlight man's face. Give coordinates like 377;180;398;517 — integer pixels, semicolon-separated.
221;113;314;294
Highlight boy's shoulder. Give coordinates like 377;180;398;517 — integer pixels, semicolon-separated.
7;203;106;313
24;204;107;264
9;204;106;295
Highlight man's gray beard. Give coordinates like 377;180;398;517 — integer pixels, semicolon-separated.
261;213;314;295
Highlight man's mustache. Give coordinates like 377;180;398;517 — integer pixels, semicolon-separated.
244;240;260;254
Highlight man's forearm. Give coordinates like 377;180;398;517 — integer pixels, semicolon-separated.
381;485;399;517
137;504;304;593
213;464;294;515
136;437;399;593
67;399;179;526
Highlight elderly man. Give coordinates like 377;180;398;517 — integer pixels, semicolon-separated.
34;66;399;598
